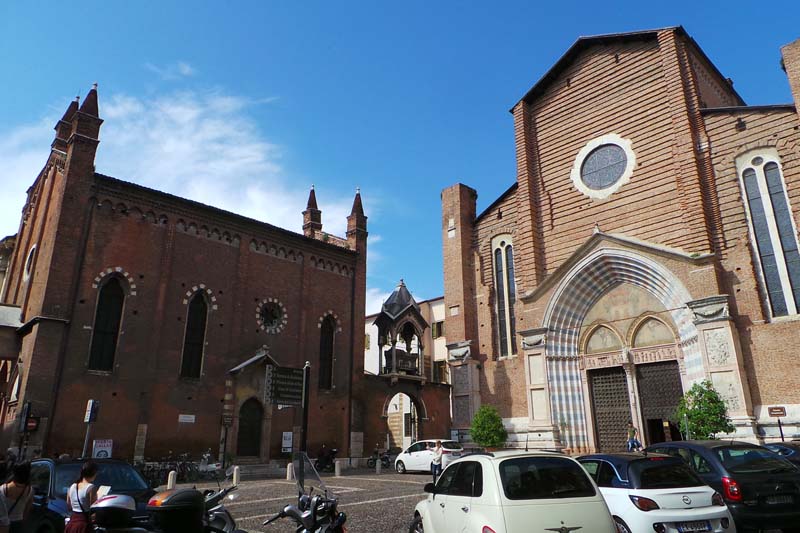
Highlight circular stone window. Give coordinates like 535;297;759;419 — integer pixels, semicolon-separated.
570;133;636;199
256;298;287;334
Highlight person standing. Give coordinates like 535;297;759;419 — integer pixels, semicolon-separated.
1;462;33;533
626;421;642;452
431;440;443;483
65;462;99;533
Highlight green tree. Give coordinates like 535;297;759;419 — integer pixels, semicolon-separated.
470;405;508;449
674;380;735;439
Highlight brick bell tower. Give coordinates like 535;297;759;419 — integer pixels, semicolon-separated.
1;85;103;453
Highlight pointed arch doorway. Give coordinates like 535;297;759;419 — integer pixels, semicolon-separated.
237;398;264;457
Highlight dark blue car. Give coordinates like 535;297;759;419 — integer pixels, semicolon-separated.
764;442;800;468
29;458;154;533
646;440;800;533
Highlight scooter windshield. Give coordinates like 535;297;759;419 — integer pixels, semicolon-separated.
293;452;329;498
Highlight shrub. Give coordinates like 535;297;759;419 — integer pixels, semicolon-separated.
470;405;508;448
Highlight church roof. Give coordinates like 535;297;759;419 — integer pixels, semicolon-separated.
380;279;419;319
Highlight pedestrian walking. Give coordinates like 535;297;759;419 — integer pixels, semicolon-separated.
1;462;33;533
626;421;642;452
431;440;443;484
65;461;99;533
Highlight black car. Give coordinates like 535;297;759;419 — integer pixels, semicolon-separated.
646;440;800;533
29;458;155;533
764;442;800;468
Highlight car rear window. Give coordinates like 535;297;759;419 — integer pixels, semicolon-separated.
55;463;149;498
629;458;704;489
499;457;596;500
442;441;462;450
715;446;794;474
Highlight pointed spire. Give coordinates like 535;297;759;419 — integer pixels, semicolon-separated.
79;83;99;117
60;96;80;123
350;187;364;217
306;185;318;210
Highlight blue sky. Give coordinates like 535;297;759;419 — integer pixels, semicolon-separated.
2;1;799;313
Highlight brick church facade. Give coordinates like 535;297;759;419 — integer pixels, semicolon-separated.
0;86;376;461
443;28;800;453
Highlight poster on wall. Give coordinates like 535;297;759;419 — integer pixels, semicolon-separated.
92;439;113;458
281;431;293;453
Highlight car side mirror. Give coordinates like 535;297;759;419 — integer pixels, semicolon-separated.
424;483;436;494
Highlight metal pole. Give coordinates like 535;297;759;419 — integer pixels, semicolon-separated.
778;418;785;442
221;426;228;469
683;413;691;440
301;361;310;453
82;423;92;458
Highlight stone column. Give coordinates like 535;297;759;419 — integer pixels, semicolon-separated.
447;341;479;442
687;295;758;440
519;328;561;449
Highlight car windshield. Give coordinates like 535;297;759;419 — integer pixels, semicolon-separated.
499;457;596;500
715;446;794;474
442;441;462;450
55;463;149;498
629;458;704;489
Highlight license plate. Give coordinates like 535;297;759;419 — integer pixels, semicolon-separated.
766;494;793;505
678;521;711;533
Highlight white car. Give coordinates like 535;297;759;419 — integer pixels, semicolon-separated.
578;453;735;533
411;450;617;533
395;439;463;473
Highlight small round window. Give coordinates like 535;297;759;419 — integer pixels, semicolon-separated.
570;134;636;200
580;144;627;190
256;298;287;334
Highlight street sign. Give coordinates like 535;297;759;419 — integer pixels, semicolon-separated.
92;439;113;458
178;414;196;424
84;400;99;423
769;406;787;417
25;417;39;432
221;414;234;427
270;366;304;406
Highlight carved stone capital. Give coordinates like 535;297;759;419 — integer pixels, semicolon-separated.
446;340;473;362
686;295;731;324
519;327;548;350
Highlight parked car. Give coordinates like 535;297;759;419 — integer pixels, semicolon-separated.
410;450;616;533
395;439;463;473
646;440;800;533
28;458;155;533
578;452;735;533
764;442;800;468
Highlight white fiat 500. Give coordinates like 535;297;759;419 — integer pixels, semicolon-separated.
578;453;736;533
395;439;463;473
410;450;617;533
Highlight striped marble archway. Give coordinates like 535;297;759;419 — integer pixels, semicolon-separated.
541;248;701;451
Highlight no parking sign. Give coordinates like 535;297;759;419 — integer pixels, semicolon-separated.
92;439;113;458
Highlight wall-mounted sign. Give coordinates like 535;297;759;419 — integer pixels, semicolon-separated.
281;431;293;453
92;439;113;458
768;406;787;417
178;414;196;424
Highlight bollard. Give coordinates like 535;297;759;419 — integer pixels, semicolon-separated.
376;460;381;475
286;462;294;481
233;466;240;486
335;459;342;477
167;470;177;489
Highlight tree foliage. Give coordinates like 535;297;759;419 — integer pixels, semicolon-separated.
470;405;508;448
674;380;735;439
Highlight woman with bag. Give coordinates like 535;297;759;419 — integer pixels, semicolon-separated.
65;462;99;533
1;462;32;533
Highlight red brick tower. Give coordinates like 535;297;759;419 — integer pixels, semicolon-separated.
302;186;323;238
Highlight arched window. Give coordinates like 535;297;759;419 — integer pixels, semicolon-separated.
89;277;125;371
585;325;623;354
737;151;800;317
632;318;674;348
181;293;208;378
492;236;517;357
319;316;335;389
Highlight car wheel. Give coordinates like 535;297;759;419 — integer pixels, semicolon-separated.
396;460;406;474
613;517;631;533
409;515;424;533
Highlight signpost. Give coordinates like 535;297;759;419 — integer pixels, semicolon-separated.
271;366;305;406
82;400;99;458
92;439;113;458
769;406;787;441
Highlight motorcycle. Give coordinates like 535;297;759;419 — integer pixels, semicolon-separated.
199;448;223;480
263;452;347;533
366;449;391;469
314;448;338;473
90;467;245;533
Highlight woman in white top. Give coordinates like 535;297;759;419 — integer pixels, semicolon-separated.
431;440;443;484
0;462;32;533
65;461;99;533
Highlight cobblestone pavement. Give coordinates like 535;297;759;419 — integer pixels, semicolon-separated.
199;469;432;533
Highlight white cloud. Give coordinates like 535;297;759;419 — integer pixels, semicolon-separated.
144;61;196;80
365;287;392;316
0;88;358;240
